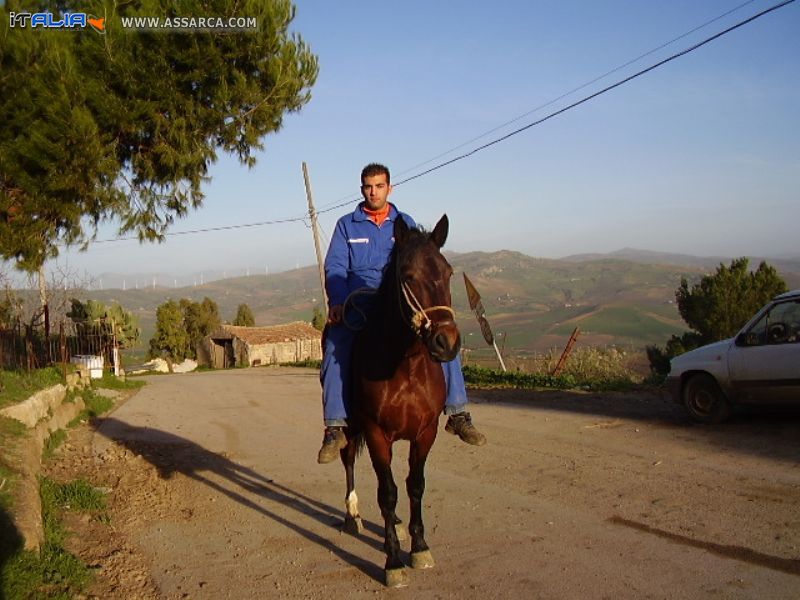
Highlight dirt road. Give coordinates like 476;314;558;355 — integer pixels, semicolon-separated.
46;367;800;599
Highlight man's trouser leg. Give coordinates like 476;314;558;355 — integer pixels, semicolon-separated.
320;323;355;427
442;355;468;414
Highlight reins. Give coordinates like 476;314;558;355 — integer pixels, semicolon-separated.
398;273;456;336
342;288;379;331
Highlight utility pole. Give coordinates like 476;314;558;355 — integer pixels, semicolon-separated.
303;162;329;311
38;264;51;362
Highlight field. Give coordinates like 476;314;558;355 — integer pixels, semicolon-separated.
15;249;799;364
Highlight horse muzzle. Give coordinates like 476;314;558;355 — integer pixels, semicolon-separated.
426;323;461;362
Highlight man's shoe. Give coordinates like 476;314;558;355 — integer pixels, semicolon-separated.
317;427;347;464
445;412;487;446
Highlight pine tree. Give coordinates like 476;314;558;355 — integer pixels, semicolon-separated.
647;258;787;377
0;0;318;271
233;304;256;327
180;297;221;358
149;300;190;364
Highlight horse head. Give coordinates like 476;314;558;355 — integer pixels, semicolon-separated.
393;214;461;362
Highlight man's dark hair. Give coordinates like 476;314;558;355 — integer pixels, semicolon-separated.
361;163;390;184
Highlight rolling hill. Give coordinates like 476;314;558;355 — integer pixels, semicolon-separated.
21;249;799;361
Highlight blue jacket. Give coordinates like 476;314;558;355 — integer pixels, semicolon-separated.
324;202;416;308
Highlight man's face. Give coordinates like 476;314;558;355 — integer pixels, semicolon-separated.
361;173;392;211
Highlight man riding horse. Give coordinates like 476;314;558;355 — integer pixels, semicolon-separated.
318;163;486;463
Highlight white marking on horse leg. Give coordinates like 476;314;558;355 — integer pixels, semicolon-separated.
346;490;360;518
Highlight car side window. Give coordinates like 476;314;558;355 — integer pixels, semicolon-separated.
747;300;800;345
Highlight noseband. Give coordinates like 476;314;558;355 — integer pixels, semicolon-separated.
399;279;456;335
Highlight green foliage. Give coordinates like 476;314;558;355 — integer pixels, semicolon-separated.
463;365;577;389
181;297;221;358
149;299;189;362
676;257;787;344
150;296;220;361
67;298;141;348
647;258;787;376
0;367;63;409
233;303;256;327
68;388;115;426
0;0;319;271
284;358;322;369
463;364;635;392
645;331;704;379
311;306;326;331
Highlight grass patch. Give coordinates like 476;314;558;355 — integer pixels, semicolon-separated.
464;346;642;392
0;415;26;446
282;359;321;369
93;373;145;391
1;477;107;600
0;367;64;410
68;389;114;427
41;478;106;513
43;429;68;460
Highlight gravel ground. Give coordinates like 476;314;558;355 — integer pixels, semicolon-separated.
44;367;800;599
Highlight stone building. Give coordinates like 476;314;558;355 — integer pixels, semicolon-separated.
198;322;322;368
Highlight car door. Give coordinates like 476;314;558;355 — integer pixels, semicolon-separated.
728;298;800;403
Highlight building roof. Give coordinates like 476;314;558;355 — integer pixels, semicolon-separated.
212;322;322;345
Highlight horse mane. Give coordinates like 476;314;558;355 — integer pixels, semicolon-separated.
379;224;431;300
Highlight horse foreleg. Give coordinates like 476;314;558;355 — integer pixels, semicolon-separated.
407;424;437;570
341;436;363;535
365;428;408;588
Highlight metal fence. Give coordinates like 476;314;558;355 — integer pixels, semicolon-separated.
0;321;116;372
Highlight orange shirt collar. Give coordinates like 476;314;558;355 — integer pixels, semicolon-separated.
362;203;391;226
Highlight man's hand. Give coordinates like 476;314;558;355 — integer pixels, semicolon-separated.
328;305;344;324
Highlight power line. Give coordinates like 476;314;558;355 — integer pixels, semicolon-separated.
92;215;308;244
89;0;794;243
314;0;762;212
391;0;761;181
392;0;795;187
310;0;795;212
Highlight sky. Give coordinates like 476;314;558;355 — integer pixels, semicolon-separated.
7;0;800;287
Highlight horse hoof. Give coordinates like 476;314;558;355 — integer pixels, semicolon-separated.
411;550;435;569
394;523;408;542
385;567;409;588
342;516;363;536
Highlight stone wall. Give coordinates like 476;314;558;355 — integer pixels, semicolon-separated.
1;371;92;551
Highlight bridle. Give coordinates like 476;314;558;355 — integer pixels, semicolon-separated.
398;273;456;336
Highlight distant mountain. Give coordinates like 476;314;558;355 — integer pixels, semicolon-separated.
23;248;798;361
562;248;800;287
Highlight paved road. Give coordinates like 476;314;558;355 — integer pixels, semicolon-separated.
88;367;800;599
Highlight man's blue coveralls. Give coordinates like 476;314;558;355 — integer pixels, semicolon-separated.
321;202;468;426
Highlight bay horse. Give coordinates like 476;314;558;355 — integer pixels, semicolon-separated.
339;214;460;588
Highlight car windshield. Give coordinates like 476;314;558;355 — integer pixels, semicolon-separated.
746;300;800;345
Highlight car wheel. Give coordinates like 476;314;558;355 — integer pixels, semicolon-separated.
683;373;731;424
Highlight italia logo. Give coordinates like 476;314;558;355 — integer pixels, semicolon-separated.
8;12;106;34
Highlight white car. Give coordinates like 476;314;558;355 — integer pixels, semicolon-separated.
666;289;800;423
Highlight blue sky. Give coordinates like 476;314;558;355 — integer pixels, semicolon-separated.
18;1;800;284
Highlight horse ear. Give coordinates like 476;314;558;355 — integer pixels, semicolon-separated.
394;215;411;244
431;214;449;248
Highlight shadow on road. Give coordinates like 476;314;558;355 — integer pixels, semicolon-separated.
93;417;387;584
472;387;800;464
